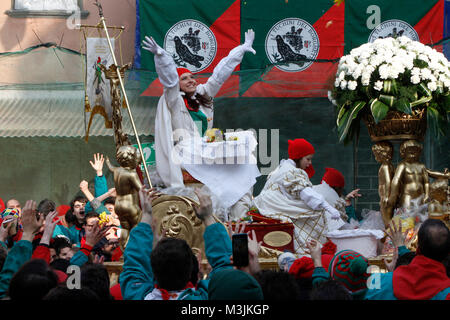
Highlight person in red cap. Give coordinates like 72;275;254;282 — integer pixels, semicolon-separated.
253;138;341;255
142;30;256;189
312;167;362;230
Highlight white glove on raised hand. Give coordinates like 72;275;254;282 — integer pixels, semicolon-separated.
142;36;164;55
242;29;256;54
326;207;341;220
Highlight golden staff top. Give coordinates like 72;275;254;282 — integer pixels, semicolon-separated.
85;0;153;188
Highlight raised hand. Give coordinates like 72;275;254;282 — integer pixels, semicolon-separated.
345;188;362;205
85;220;110;248
142;36;164;55
226;220;247;239
242;29;256;54
386;219;407;248
306;239;323;267
21;200;44;241
89;153;105;177
193;188;215;226
40;210;60;245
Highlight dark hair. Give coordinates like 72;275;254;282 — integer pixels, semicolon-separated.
8;259;58;300
84;211;99;222
151;238;193;291
104;197;116;206
254;270;301;300
64;209;77;225
310;280;353;300
51;237;72;256
43;286;100;300
418;219;450;262
50;258;71;273
70;196;87;211
37;199;56;217
190;253;200;286
395;251;416;269
81;263;113;300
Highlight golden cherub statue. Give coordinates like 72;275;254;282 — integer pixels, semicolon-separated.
106;145;143;250
388;140;430;211
426;168;449;221
372;141;395;227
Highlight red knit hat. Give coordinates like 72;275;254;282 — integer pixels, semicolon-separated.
288;139;315;178
177;67;192;78
288;240;337;279
288;139;315;159
322;167;345;188
0;198;4;213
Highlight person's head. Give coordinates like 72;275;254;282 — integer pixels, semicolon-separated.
208;268;264;300
84;211;99;233
8;259;58;300
116;145;141;169
417;218;450;262
151;238;194;291
177;68;197;96
51;237;73;260
372;141;393;163
329;250;369;295
43;286;100;301
254;270;301;300
81;263;113;300
70;196;87;224
37;199;56;218
288;138;315;178
310;279;353;300
399;140;422;162
104;197;116;217
6;199;21;215
321;167;345;197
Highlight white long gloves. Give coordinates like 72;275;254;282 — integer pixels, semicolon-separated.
209;29;256;86
300;187;341;220
141;30;256;90
142;36;178;88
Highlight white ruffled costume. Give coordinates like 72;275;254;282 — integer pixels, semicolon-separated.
144;32;259;220
253;159;341;255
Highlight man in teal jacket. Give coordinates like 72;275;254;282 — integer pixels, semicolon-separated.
119;188;233;300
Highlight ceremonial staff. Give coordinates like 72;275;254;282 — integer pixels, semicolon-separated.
93;0;153;188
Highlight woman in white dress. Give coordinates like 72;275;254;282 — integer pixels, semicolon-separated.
142;30;258;219
253;138;341;255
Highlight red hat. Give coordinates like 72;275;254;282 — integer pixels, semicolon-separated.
288;239;337;279
322;167;345;188
288;139;315;160
177;67;192;78
288;139;315;178
56;205;70;216
0;198;4;213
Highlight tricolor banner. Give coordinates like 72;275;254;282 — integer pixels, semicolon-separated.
138;0;240;97
135;0;445;98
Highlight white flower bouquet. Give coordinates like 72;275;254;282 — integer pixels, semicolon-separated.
329;36;450;143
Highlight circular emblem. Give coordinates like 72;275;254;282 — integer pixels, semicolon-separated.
164;19;217;73
265;18;320;72
369;19;419;42
263;231;292;248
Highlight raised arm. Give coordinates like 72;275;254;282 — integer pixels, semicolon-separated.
197;29;256;98
142;36;180;107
